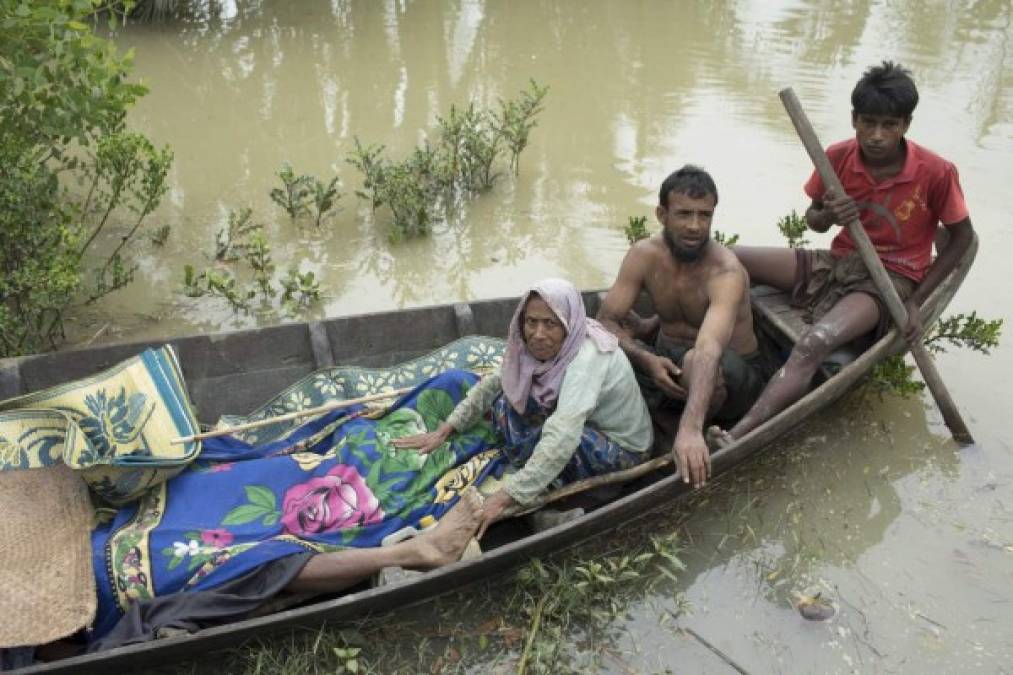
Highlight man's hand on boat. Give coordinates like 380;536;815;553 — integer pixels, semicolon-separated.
476;489;516;540
645;354;687;399
392;421;454;454
674;429;710;488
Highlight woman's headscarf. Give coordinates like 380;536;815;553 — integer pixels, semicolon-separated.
501;278;619;413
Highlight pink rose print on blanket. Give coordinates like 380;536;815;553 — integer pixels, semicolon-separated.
280;464;384;536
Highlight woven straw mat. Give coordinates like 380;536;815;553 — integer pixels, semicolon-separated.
0;464;97;647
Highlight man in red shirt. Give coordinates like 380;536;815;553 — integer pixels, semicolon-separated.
710;61;975;445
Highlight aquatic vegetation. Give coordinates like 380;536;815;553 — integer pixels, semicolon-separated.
280;268;322;315
0;0;169;356
713;229;740;246
348;81;549;241
776;209;810;248
624;215;649;244
269;163;315;222
182;208;325;319
206;521;683;674
215;207;260;262
867;312;1003;398
496;79;550;175
311;176;342;228
148;224;171;246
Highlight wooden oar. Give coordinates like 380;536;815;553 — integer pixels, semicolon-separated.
171;386;413;444
502;455;674;517
778;87;974;445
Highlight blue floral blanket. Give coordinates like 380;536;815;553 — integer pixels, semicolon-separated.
90;346;508;640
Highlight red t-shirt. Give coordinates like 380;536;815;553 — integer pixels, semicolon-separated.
804;138;969;282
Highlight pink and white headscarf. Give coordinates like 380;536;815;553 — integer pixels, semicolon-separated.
501;278;618;413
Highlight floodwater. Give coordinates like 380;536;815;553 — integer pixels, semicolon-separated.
89;0;1011;672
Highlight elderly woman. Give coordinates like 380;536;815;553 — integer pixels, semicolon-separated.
394;278;653;536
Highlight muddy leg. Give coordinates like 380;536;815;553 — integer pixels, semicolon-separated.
724;293;880;440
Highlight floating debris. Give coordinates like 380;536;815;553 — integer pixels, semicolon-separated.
794;586;837;621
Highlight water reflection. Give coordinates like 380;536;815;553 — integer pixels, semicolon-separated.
93;0;1012;345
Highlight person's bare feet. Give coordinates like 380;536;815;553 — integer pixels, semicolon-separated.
410;488;483;569
705;425;734;451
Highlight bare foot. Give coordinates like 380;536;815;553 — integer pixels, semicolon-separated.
705;425;734;451
410;488;483;569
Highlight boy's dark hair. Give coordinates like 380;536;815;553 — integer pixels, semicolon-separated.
659;164;718;208
851;61;919;118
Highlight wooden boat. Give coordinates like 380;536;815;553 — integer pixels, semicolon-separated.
6;233;976;674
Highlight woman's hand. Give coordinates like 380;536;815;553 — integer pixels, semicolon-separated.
476;489;516;540
391;422;454;454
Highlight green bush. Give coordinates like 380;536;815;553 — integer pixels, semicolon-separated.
0;0;171;356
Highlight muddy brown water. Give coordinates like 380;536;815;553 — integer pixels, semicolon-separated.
75;1;1013;671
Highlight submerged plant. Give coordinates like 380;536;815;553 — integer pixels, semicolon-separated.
215;207;261;261
311;176;341;228
713;229;740;246
244;230;275;300
348;80;548;241
281;267;321;315
777;209;810;248
624;215;649;245
269;163;314;221
346;138;387;211
148;224;171;246
867;312;1003;398
496;79;549;174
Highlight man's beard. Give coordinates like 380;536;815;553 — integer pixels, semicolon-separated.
663;227;710;263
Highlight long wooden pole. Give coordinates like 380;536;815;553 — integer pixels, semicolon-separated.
502;455;674;517
778;87;974;445
171;386;412;444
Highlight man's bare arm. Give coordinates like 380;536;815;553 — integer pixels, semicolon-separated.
597;243;655;370
678;270;742;438
672;268;744;487
598;242;685;399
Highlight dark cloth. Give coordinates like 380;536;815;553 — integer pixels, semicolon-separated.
89;552;312;652
791;249;917;340
635;333;774;425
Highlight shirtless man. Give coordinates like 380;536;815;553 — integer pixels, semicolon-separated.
598;166;768;489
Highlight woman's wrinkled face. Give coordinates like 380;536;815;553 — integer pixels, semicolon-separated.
522;295;566;361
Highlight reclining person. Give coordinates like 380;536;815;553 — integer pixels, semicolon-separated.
395;278;653;537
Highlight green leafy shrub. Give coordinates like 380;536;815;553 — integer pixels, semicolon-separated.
867;312;1003;398
348;81;548;241
624;215;649;244
713;229;740;246
0;0;171;356
269;163;314;221
777;209;810;248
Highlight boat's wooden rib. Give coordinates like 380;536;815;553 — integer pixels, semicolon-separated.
10;234;976;674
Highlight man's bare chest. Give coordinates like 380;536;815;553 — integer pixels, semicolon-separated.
645;268;710;324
